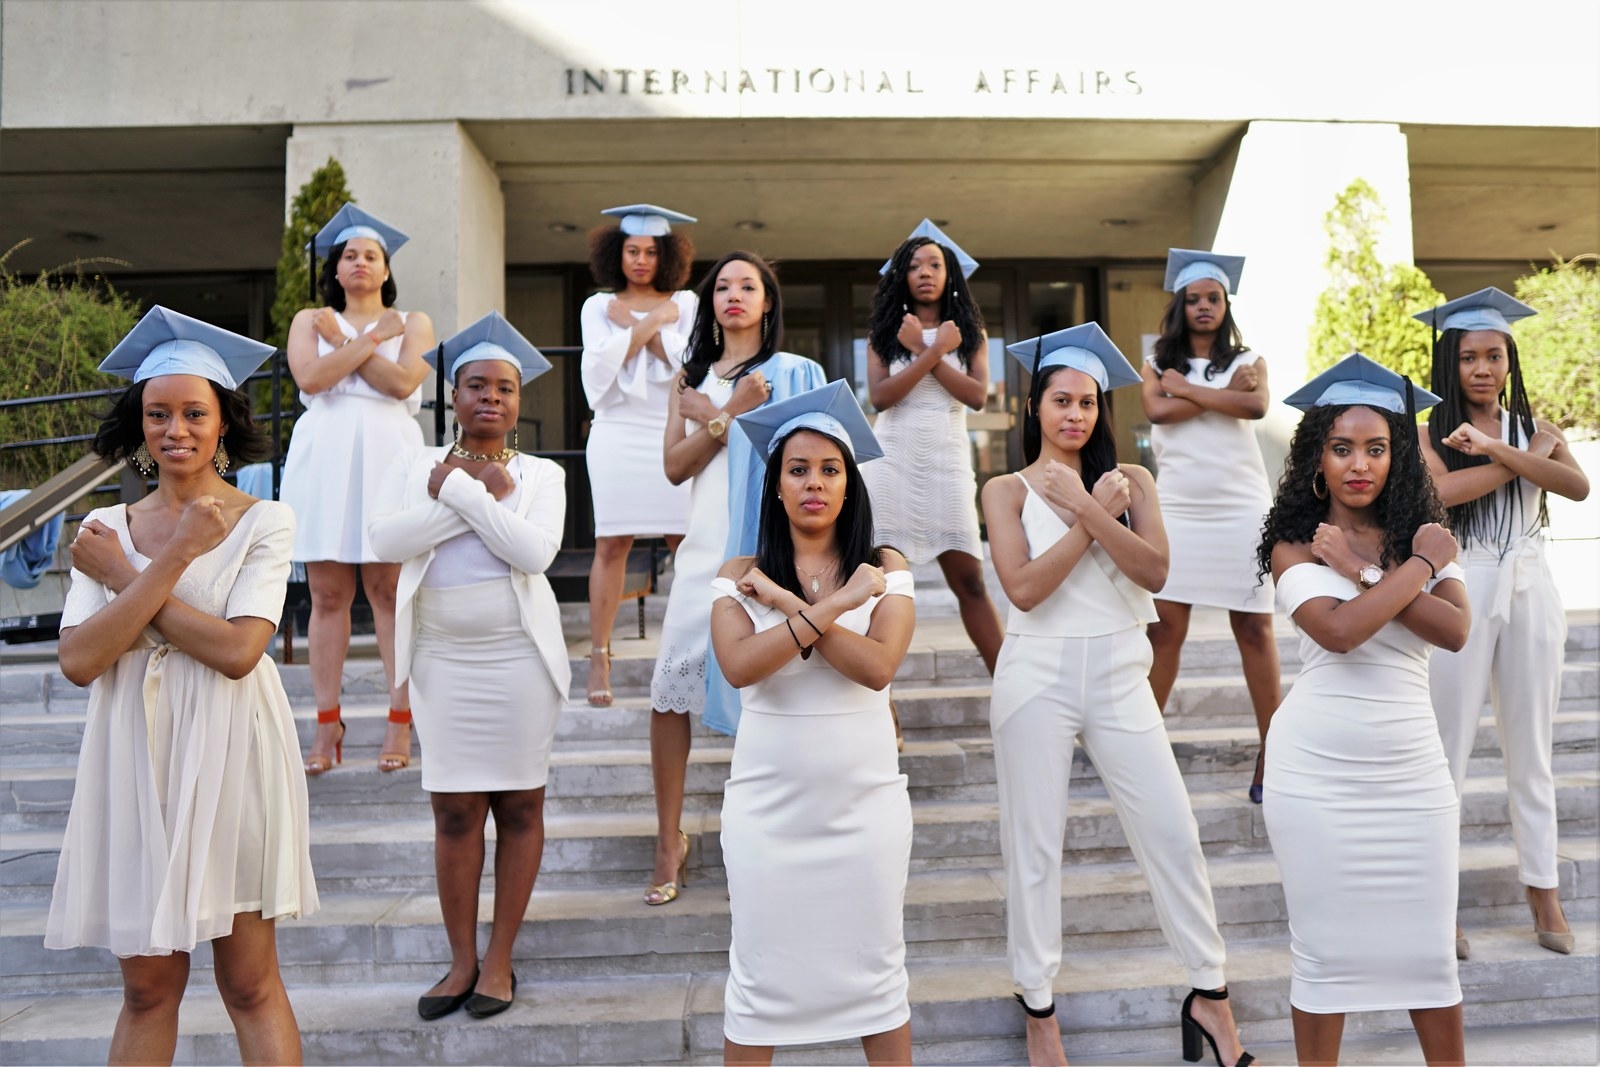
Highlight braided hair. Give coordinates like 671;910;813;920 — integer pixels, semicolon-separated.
867;238;985;369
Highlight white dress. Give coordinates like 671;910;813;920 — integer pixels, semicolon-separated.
46;502;319;957
280;310;424;563
716;570;915;1045
580;291;696;537
1147;352;1273;613
862;330;983;562
650;376;734;715
1265;561;1465;1013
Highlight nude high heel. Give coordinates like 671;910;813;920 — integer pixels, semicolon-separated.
304;707;344;775
1527;887;1575;955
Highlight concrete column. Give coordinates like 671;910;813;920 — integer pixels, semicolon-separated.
285;119;505;344
1194;120;1413;475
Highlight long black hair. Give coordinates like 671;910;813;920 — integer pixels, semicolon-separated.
1425;327;1546;549
681;251;784;389
586;226;695;293
318;240;398;310
94;378;272;473
1256;401;1446;581
1150;283;1248;379
754;427;885;601
1022;362;1127;527
867;238;986;369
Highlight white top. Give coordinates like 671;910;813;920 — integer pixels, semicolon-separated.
421;480;523;588
302;309;421;415
580;290;698;425
1460;409;1544;555
1006;475;1158;637
1147;351;1271;513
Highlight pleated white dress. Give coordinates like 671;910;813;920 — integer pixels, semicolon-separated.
861;332;982;563
1264;561;1465;1013
46;502;319;957
580;290;696;537
280;310;424;563
649;377;733;715
1147;352;1274;613
717;571;915;1045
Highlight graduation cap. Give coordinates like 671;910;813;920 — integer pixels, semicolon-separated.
599;204;698;237
733;380;884;462
879;218;979;279
1412;287;1537;334
98;306;276;391
1004;322;1141;392
427;311;552;385
1163;248;1246;294
304;203;409;300
1284;353;1441;415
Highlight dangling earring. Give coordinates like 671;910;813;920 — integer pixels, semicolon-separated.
1312;469;1328;500
760;313;769;345
131;443;155;477
213;441;230;475
712;320;722;348
511;425;520;453
453;420;461;445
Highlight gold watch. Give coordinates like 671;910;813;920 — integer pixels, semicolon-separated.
708;411;731;439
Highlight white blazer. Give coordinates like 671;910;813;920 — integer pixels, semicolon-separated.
368;447;572;699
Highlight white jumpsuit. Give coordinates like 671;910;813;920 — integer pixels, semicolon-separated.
1429;414;1565;889
991;476;1228;1011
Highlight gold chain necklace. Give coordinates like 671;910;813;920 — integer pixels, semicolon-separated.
450;443;517;463
795;557;839;595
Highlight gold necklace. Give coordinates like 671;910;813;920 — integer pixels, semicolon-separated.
795;557;839;595
450;442;517;463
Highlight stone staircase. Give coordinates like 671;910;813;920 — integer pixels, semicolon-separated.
2;596;1597;1065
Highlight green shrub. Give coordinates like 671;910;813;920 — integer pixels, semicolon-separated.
0;243;141;490
1513;254;1599;434
267;157;354;347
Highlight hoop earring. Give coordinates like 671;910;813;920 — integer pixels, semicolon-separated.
1312;469;1328;500
213;441;230;475
131;443;155;477
713;320;722;348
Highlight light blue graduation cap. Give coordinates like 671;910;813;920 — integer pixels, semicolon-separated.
1284;353;1441;415
428;311;552;385
307;203;410;258
1004;322;1141;392
734;380;884;462
880;218;979;279
98;306;275;391
600;204;697;237
1412;287;1536;334
1163;248;1246;294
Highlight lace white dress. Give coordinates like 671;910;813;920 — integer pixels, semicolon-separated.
716;570;915;1044
45;502;319;957
861;331;982;562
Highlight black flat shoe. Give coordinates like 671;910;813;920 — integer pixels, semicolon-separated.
465;972;517;1018
417;968;478;1020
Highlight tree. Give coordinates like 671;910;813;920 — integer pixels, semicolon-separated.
0;243;141;490
1307;179;1443;389
268;157;354;347
1513;254;1599;434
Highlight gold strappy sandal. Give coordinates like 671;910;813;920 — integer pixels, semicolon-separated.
645;830;689;906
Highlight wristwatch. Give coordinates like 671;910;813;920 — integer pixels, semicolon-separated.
1356;563;1384;590
707;411;731;440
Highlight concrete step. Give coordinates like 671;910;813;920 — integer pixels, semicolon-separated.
5;772;1596;901
4;838;1592;996
2;923;1594;1066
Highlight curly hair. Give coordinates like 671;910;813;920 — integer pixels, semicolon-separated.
1256;403;1445;581
753;428;888;601
867;238;985;369
94;379;273;474
586;226;695;293
1150;283;1248;379
318;240;398;311
681;251;785;389
1425;327;1547;549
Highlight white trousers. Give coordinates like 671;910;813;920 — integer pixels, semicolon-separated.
991;628;1227;1010
1429;542;1566;888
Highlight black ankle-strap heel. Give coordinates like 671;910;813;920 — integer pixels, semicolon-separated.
1014;992;1056;1018
1180;987;1255;1067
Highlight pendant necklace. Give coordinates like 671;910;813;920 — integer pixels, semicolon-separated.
795;557;838;595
